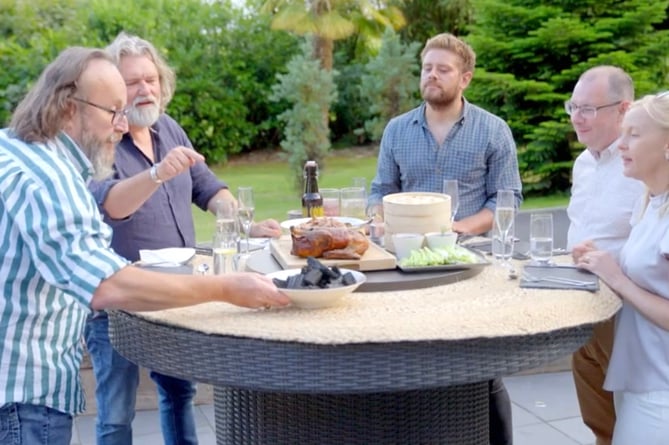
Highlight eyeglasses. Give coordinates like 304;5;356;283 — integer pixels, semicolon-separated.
564;100;621;119
71;97;129;125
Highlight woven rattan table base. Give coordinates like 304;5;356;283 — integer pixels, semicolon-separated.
109;311;593;445
215;384;489;445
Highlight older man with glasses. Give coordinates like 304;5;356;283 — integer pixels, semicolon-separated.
564;65;645;445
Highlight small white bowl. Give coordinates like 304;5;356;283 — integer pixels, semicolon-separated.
424;231;457;250
391;233;425;260
267;268;366;309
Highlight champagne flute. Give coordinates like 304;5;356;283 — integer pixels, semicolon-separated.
237;186;255;255
213;199;239;274
442;179;459;226
494;189;516;269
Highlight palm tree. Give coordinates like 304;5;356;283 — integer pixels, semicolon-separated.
261;0;406;71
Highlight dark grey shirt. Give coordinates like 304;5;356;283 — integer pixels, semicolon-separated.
89;114;226;261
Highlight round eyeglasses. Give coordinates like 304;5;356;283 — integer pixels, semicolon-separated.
71;97;129;125
564;100;621;119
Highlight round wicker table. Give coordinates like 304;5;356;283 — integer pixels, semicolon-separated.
109;254;620;445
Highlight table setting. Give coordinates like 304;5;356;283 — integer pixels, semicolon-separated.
110;188;622;445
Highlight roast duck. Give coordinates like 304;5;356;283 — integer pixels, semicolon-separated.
290;217;369;260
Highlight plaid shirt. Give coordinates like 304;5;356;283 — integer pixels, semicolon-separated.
369;100;523;218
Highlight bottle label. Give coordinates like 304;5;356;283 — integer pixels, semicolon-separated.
303;204;324;217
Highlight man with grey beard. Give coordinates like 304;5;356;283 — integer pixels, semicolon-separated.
85;32;281;445
0;46;289;445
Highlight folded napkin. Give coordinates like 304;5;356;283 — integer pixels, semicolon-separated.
520;265;599;292
138;247;196;267
464;240;530;261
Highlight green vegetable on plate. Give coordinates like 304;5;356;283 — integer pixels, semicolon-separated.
399;245;480;267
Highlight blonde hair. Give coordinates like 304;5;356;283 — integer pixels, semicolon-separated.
106;32;176;112
10;47;112;142
420;33;476;73
629;92;669;217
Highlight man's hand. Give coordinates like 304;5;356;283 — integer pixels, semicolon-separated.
250;219;282;238
221;272;291;309
154;146;205;182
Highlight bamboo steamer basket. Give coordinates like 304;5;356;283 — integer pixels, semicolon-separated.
383;192;452;253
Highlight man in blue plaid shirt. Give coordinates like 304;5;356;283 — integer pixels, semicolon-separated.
369;33;522;444
369;33;522;236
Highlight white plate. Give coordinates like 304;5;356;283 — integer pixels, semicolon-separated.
280;216;366;230
268;268;366;309
138;247;196;267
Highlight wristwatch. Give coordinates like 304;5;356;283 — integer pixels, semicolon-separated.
149;164;163;184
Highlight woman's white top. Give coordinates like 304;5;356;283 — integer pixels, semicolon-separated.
605;192;669;392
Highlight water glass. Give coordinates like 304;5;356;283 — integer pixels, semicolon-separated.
215;199;238;234
352;177;367;196
530;213;554;265
212;231;237;275
321;188;340;216
340;187;366;219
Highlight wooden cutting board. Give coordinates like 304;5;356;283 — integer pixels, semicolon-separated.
269;237;397;271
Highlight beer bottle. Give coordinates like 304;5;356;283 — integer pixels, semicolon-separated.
302;160;324;217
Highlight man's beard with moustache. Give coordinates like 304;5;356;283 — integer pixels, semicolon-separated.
421;82;460;109
77;117;116;181
127;96;161;128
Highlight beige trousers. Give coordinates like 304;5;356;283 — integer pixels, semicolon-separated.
572;318;615;445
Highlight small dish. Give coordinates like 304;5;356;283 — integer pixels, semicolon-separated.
267;268;366;309
424;231;457;250
391;233;425;260
279;216;366;230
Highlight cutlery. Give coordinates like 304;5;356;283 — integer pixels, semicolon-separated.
522;272;593;287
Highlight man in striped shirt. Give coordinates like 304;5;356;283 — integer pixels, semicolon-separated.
0;47;289;445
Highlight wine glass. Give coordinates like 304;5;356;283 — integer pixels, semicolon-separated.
236;187;255;255
442;179;459;225
213;200;239;274
494;189;516;269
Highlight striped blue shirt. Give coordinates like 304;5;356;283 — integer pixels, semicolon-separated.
369;100;523;219
0;129;128;415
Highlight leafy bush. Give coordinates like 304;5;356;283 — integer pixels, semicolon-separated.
270;38;338;190
467;0;669;195
0;0;299;163
360;29;421;142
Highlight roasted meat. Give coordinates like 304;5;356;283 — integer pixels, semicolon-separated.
290;217;369;259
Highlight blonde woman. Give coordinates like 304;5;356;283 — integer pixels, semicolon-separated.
574;91;669;444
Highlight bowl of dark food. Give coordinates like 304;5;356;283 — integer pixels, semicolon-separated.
268;257;366;309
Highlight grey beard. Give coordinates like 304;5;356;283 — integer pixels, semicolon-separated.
80;133;116;181
127;104;160;128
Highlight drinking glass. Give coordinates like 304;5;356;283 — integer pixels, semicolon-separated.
212;231;238;275
494;190;516;269
321;188;340;217
215;199;239;235
530;213;554;265
340;187;366;220
366;204;385;247
492;215;514;263
352;177;367;196
236;186;255;254
442;179;459;225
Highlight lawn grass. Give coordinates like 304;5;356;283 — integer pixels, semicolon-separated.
193;151;569;242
